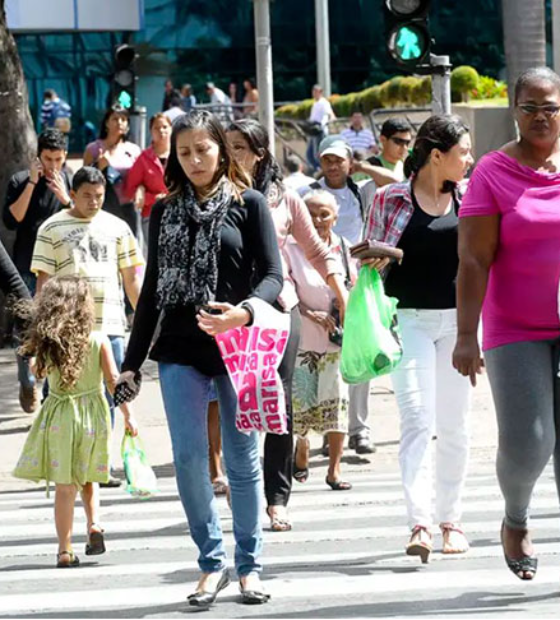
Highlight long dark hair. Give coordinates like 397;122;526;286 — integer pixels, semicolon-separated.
404;114;469;193
226;119;283;197
165;109;250;201
98;105;130;141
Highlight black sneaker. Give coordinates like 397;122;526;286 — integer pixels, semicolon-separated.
100;475;122;488
349;435;376;455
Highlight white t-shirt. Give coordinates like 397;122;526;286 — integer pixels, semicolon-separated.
284;171;316;192
309;97;333;127
309;178;363;245
164;106;184;123
211;88;229;105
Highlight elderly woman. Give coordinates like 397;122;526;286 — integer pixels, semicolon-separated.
286;190;355;491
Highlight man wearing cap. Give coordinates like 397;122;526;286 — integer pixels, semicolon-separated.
299;135;399;456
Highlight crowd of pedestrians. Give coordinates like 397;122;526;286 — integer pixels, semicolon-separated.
3;65;560;607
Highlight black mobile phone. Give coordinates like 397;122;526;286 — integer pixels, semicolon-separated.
202;305;223;316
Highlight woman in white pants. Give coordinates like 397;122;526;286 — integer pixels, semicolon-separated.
363;115;474;563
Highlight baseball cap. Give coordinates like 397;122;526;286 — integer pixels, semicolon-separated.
318;136;353;160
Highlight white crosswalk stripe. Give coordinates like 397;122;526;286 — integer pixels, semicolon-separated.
0;463;559;617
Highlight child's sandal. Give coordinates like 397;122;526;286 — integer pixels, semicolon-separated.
85;524;106;556
56;551;80;568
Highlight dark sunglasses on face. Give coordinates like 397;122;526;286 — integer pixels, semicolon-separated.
517;103;560;118
390;137;412;147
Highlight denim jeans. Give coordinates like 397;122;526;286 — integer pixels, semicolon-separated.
16;273;36;390
105;335;125;427
159;363;263;576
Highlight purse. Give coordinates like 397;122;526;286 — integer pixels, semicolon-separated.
349;240;404;264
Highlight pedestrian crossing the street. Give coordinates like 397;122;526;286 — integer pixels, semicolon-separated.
0;461;559;618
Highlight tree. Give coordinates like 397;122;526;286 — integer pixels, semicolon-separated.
0;0;36;343
0;0;36;217
501;0;546;104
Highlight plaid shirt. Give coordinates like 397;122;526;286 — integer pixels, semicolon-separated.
364;180;467;246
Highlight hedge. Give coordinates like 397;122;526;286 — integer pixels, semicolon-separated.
276;67;505;119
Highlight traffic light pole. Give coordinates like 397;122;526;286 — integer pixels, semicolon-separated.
253;0;275;156
315;0;332;96
430;54;452;116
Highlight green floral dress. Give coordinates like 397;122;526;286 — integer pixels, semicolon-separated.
13;333;110;490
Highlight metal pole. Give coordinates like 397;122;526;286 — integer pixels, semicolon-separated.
554;0;560;73
315;0;331;96
430;54;452;116
129;106;147;149
253;0;275;155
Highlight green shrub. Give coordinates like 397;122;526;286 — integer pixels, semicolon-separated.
400;76;419;105
386;76;405;106
451;66;480;101
359;86;383;113
471;75;507;100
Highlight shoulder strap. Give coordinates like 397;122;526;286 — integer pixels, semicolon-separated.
309;181;321;190
347;177;365;221
338;236;352;289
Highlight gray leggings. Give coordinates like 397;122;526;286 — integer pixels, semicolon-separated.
485;339;560;529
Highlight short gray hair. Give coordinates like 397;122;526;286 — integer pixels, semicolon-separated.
303;189;339;214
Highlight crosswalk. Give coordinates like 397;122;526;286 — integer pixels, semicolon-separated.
0;460;559;618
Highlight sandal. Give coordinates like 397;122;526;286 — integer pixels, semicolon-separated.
500;520;538;580
56;550;80;568
212;478;229;496
440;522;470;554
85;524;106;556
406;525;432;564
267;506;292;532
325;476;352;491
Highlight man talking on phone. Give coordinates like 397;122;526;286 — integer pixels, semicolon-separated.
2;128;72;413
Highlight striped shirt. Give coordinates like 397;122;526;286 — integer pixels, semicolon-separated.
31;210;144;337
339;127;376;152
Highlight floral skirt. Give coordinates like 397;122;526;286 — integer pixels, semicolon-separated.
292;349;349;436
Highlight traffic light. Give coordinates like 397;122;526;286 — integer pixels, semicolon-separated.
384;0;431;67
112;44;137;110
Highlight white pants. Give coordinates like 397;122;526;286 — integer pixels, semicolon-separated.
391;309;471;529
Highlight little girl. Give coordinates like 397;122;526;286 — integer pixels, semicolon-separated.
13;275;138;568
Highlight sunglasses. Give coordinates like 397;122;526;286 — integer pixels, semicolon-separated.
517;103;560;118
390;137;412;147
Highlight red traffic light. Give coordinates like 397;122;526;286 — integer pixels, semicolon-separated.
385;0;430;19
115;44;136;69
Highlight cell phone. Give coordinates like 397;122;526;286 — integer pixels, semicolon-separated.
202;305;223;316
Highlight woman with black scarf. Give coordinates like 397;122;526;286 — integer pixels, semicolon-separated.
118;111;282;606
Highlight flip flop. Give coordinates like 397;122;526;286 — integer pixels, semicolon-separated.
267;507;292;532
56;551;80;568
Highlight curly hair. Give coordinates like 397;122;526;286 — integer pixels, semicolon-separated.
18;276;95;390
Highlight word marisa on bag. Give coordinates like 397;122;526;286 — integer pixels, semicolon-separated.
216;325;290;435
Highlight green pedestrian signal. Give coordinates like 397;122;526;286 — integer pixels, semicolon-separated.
384;0;431;67
117;90;133;109
394;25;427;61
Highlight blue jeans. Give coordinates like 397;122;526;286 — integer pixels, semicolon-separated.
16;273;36;390
106;335;124;427
159;364;263;576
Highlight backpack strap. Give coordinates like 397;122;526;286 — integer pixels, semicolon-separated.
338;236;352;290
347;177;366;221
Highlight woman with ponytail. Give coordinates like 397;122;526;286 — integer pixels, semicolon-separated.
226;119;349;531
363;115;474;563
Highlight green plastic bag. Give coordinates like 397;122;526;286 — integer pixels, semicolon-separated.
121;433;158;498
341;267;403;384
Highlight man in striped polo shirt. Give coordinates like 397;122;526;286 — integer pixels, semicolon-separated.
339;112;377;155
31;166;144;487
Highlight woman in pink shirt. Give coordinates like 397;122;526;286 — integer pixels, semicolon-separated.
454;67;560;581
226;119;348;532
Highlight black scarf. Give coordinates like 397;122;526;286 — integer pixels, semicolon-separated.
156;182;231;309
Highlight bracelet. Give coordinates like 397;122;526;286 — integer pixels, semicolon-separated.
27;179;37;186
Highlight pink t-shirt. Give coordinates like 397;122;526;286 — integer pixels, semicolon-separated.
460;150;560;350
